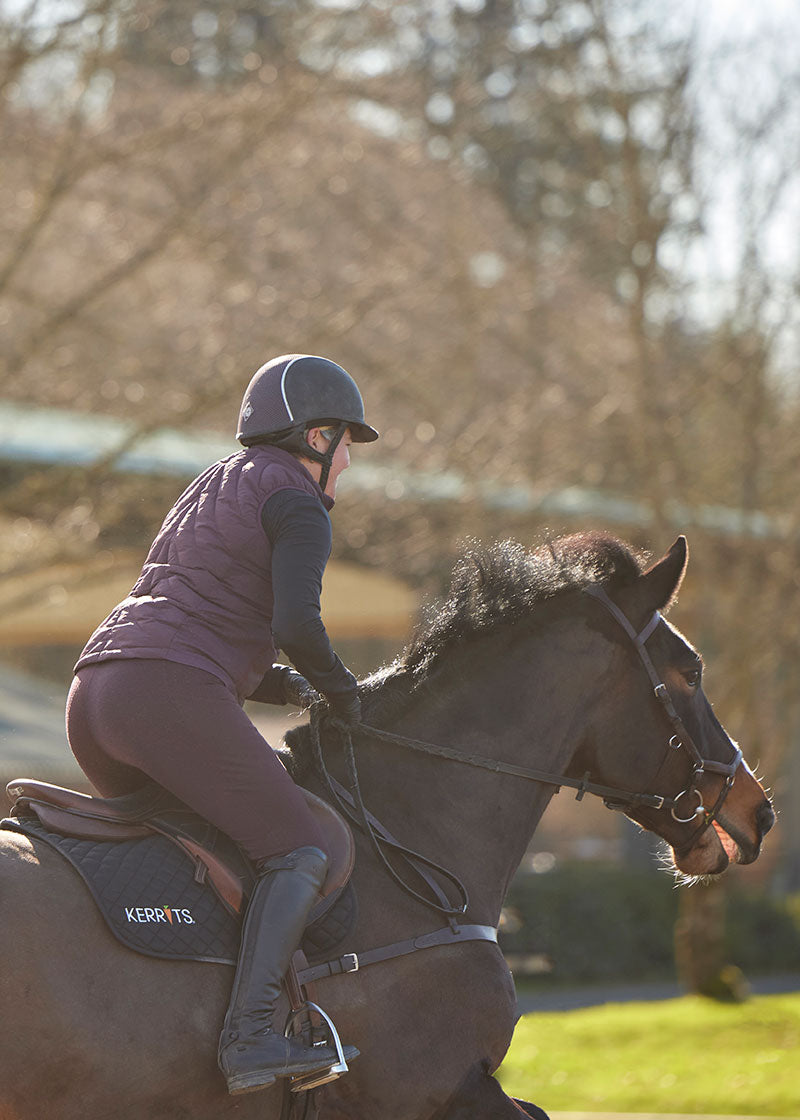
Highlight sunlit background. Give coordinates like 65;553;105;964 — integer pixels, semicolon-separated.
2;0;800;1004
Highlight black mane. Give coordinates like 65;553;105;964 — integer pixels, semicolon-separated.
403;530;646;676
281;532;646;779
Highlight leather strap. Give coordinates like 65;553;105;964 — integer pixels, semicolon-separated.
296;923;498;985
327;776;464;916
310;718;470;918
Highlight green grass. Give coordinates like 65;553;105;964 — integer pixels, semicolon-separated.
498;994;800;1116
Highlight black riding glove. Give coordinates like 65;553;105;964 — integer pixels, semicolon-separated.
327;691;362;729
281;668;321;710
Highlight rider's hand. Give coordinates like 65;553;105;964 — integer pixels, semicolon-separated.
327;691;362;729
281;668;321;710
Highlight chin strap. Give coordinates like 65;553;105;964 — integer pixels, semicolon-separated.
269;421;348;492
301;422;347;493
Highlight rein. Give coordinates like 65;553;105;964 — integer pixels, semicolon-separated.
309;582;742;915
309;711;470;919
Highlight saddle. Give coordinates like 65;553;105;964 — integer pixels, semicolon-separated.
5;777;355;919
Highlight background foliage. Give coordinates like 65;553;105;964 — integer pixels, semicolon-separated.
501;863;800;985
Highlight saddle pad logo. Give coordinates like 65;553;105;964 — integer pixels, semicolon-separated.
124;905;195;925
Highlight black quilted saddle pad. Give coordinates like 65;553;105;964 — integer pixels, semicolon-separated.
1;814;357;967
3;814;242;963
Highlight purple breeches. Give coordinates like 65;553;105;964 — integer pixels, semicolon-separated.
66;659;325;862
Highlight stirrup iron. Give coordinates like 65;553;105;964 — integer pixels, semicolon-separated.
285;1001;350;1093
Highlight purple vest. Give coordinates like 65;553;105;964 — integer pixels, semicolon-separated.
76;446;333;701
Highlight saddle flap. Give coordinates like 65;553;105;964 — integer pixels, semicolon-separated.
168;834;245;914
18;800;246;914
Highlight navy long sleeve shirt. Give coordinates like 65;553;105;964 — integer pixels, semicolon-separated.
247;488;357;705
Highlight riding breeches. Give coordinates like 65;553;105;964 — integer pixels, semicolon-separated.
65;659;325;862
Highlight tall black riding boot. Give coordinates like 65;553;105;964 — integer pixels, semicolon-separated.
218;845;359;1095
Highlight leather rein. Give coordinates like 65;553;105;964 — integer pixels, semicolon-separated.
310;582;742;922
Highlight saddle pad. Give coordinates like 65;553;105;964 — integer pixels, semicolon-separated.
1;815;357;967
3;814;241;964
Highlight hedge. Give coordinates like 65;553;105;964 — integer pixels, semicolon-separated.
499;863;800;985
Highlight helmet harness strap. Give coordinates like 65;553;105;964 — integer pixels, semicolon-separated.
303;422;347;493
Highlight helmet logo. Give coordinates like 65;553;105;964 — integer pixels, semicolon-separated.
242;402;253;420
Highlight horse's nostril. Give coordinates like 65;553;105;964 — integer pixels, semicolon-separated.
756;800;776;837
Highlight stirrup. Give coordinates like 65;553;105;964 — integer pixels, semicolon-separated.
285;1001;350;1093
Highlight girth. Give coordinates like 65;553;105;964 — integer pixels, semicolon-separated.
296;923;499;986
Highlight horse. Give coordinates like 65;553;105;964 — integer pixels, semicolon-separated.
0;531;774;1120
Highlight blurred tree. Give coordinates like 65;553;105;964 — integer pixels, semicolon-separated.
329;1;800;971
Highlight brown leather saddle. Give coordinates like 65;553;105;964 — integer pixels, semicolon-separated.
5;778;355;918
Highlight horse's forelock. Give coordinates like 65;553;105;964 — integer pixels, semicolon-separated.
549;530;647;589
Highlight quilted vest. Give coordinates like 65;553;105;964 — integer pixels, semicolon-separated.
76;445;333;701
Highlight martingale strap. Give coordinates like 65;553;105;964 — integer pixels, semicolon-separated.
296;923;498;985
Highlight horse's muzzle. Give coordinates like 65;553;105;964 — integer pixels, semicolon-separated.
755;798;776;844
714;796;775;866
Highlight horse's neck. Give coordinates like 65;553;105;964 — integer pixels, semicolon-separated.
347;634;595;926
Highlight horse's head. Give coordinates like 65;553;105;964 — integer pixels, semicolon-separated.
572;536;774;879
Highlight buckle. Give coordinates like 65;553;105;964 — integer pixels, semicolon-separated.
341;953;359;973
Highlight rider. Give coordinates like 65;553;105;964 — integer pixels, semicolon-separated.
65;354;378;1095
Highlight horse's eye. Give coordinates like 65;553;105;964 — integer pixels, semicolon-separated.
683;668;702;689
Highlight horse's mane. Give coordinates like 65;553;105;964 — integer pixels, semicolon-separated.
402;530;646;677
280;531;646;780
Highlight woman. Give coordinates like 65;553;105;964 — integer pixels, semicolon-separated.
66;354;378;1095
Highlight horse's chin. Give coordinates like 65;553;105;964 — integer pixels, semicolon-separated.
666;808;766;880
669;823;732;879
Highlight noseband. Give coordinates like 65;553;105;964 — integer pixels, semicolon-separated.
583;586;742;843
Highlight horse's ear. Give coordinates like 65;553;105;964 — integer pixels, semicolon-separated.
636;536;688;613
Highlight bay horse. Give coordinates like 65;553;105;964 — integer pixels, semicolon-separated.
0;532;774;1120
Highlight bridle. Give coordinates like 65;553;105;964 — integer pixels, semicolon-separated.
312;582;743;917
582;586;742;847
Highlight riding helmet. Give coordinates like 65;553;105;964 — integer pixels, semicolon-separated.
236;354;379;447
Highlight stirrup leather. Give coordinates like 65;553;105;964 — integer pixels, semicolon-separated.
285;1001;351;1093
